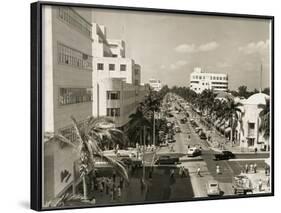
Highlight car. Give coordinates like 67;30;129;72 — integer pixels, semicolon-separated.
195;127;202;133
160;142;169;147
174;126;181;133
187;147;201;157
200;132;207;140
155;155;180;165
214;151;235;161
168;138;176;143
206;180;221;196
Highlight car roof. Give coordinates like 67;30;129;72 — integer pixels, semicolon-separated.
207;180;219;184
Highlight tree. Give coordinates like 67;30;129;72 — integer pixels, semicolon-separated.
125;107;151;145
223;98;243;143
238;85;250;98
47;116;129;204
259;98;270;140
262;87;270;96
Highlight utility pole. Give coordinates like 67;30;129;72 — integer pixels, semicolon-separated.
260;64;263;93
153;111;155;146
142;126;146;183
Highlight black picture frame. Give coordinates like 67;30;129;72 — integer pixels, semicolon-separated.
31;1;274;211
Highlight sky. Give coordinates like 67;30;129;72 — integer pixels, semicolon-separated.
91;8;271;91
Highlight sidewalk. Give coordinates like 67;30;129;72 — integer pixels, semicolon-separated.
191;114;269;154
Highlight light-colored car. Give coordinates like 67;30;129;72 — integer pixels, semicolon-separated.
206;180;221;196
187;147;201;157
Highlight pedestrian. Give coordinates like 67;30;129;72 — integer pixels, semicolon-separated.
266;176;270;188
110;188;114;201
179;166;183;177
253;163;257;173
250;164;253;173
245;164;249;174
112;170;116;183
197;167;201;177
117;186;122;199
149;168;153;179
170;169;175;178
216;164;221;175
258;179;263;192
254;147;258;154
119;177;124;189
99;181;104;192
105;179;109;195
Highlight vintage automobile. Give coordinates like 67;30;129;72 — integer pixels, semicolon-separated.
232;175;253;195
187;147;201;157
155;155;180;165
213;151;235;160
206;180;221;196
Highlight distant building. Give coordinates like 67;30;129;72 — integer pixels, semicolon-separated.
190;67;228;93
148;79;162;91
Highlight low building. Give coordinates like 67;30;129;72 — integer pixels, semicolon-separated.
190;67;228;94
236;93;270;151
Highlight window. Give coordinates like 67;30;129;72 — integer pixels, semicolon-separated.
107;91;120;100
109;64;115;71
58;7;92;38
199;76;202;80
135;80;139;85
112;54;118;58
59;88;92;105
135;69;139;75
97;63;104;70
107;108;120;117
120;64;126;71
57;43;92;70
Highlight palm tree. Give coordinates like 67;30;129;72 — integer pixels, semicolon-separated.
259;98;270;140
48;116;129;204
223;98;243;143
125;107;151;146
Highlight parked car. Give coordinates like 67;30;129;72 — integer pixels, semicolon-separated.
206;180;221;196
168;138;176;143
200;132;207;140
187;147;201;157
195;127;202;133
213;151;235;160
155;155;180;165
175;126;181;133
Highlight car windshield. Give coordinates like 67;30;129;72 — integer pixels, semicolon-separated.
210;184;218;187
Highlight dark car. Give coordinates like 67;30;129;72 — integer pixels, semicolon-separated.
214;151;235;161
155;155;180;165
200;132;207;140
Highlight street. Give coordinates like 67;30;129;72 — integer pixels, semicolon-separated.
153;98;269;197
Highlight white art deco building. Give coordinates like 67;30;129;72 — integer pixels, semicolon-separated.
190;67;228;93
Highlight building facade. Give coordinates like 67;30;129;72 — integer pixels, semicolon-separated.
236;93;270;151
42;8;148;205
42;6;93;205
91;23;148;127
190;67;228;94
148;78;162;92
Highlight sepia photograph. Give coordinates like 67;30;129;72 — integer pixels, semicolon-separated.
31;2;273;210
